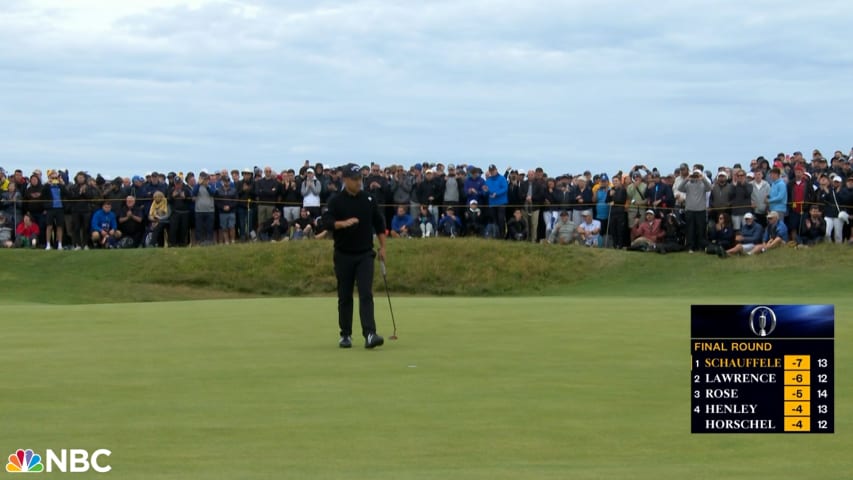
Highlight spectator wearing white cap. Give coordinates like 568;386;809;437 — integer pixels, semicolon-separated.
416;168;442;220
629;209;663;251
751;210;787;254
463;199;486;237
576;210;601;247
725;212;764;256
300;168;322;218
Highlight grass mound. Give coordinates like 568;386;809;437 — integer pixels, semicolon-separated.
1;240;851;304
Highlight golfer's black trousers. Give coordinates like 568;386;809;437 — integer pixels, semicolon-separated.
334;250;377;338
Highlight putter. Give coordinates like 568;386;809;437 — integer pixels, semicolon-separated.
379;259;398;340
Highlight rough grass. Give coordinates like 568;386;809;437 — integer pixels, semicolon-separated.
1;239;851;304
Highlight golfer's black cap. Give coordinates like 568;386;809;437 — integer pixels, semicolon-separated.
341;163;363;179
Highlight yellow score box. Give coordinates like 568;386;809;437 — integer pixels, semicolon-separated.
784;417;811;432
785;401;811;416
784;371;811;386
784;355;810;370
784;386;811;401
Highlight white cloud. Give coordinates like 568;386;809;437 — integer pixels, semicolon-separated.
1;0;852;176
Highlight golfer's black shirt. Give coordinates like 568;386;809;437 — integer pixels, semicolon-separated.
323;189;385;254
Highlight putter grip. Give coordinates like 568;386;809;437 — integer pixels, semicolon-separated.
380;260;387;276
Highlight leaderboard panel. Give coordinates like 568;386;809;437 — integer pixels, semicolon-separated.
691;305;834;434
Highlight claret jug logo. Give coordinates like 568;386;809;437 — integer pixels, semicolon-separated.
6;449;43;473
749;306;777;337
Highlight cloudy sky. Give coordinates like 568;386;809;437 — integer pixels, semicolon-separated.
1;0;851;178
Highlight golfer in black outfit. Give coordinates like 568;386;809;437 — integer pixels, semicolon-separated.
323;163;387;349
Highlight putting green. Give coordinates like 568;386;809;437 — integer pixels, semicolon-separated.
1;297;849;479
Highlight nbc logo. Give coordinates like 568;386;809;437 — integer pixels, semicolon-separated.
6;449;111;474
6;450;43;473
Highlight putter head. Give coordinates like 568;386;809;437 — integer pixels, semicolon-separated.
389;334;398;340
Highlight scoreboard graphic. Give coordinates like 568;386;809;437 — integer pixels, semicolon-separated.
691;305;834;433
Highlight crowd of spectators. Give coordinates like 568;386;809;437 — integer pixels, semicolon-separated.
1;148;852;254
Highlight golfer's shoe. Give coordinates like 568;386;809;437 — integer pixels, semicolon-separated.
339;336;352;348
365;333;384;349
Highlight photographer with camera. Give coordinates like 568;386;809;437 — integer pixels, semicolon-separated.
678;168;712;253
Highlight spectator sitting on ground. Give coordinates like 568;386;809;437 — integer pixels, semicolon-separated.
629;209;664;251
656;213;686;254
292;207;316;240
118;195;145;248
261;208;289;242
390;205;413;238
751;211;788;255
90;200;122;248
437;206;462;237
725;212;764;256
414;203;436;238
15;212;40;248
548;210;576;245
0;212;12;248
800;204;827;246
147;190;170;247
463;199;486;237
707;211;735;257
506;208;528;241
577;210;601;247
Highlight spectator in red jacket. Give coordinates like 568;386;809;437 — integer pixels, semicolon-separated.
629;209;664;251
15;212;40;248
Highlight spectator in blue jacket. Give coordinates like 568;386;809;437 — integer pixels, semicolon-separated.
594;174;612;237
725;212;764;256
463;167;486;205
484;164;508;237
437;206;462;237
90;200;121;248
390;206;413;238
767;167;788;219
752;211;788;254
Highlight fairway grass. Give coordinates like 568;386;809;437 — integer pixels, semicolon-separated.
1;297;850;479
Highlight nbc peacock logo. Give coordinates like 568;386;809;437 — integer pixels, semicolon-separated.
6;449;44;473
